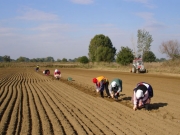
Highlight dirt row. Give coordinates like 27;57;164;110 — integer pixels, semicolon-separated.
0;68;180;135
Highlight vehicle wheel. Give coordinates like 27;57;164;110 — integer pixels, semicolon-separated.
137;69;140;73
132;67;136;73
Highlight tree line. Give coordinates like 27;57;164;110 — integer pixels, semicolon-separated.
1;29;179;65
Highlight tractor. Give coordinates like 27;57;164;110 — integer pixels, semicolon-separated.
131;58;147;73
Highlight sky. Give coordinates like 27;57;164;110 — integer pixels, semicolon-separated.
0;0;180;60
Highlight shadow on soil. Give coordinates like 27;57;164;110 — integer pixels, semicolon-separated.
148;103;168;110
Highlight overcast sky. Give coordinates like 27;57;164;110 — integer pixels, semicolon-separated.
0;0;179;60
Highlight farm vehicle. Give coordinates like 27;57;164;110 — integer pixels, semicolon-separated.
130;58;148;73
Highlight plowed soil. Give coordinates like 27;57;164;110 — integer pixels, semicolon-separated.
0;68;180;135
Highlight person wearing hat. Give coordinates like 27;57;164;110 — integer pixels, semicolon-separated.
132;83;151;111
54;69;61;80
109;78;122;100
92;76;110;98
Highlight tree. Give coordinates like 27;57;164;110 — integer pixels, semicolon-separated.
0;56;3;62
3;55;11;62
137;29;153;58
45;57;54;62
62;58;68;62
142;51;156;62
79;56;89;64
116;46;134;65
16;56;26;62
159;40;180;60
57;59;61;62
88;34;116;62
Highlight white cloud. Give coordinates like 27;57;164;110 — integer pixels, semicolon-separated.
124;0;155;8
29;23;72;32
16;8;59;21
135;12;166;31
71;0;94;4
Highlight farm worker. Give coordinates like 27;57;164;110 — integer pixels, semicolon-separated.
132;82;153;111
36;65;39;72
92;76;110;98
43;69;50;75
54;69;61;79
109;78;122;100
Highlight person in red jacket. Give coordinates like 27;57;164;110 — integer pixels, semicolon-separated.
54;69;61;80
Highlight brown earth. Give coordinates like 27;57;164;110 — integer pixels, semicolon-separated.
0;67;180;135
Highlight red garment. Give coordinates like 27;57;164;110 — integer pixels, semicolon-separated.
54;71;60;75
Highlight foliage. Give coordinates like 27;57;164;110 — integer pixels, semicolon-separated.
143;51;156;62
79;56;89;64
3;55;11;62
45;56;54;62
88;34;116;62
16;56;29;62
116;46;134;65
137;29;153;58
62;58;68;62
0;56;3;62
57;59;61;62
159;40;180;60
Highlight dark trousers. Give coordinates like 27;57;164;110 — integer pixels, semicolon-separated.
104;82;110;97
100;90;104;98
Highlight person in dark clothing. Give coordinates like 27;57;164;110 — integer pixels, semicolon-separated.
43;69;50;75
36;65;39;72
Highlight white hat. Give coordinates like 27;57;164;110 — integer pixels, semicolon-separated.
55;69;58;72
136;89;144;99
111;81;117;87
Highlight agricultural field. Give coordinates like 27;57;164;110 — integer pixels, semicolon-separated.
0;67;180;135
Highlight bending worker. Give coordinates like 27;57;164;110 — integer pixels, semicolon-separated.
132;82;153;111
92;76;110;98
109;78;122;100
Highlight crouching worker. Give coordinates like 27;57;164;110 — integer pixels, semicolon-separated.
43;69;50;75
132;82;153;111
36;65;39;72
54;69;61;80
92;76;105;98
109;78;122;100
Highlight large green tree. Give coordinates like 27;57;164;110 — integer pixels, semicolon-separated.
3;55;11;62
137;29;153;59
116;46;134;65
88;34;116;62
79;56;89;64
16;56;27;62
143;51;156;62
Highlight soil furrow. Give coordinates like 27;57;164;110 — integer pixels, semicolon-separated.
33;82;65;134
20;78;32;135
0;80;18;135
6;78;22;135
45;81;112;135
39;81;95;134
26;79;42;135
29;80;54;135
46;81;129;134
